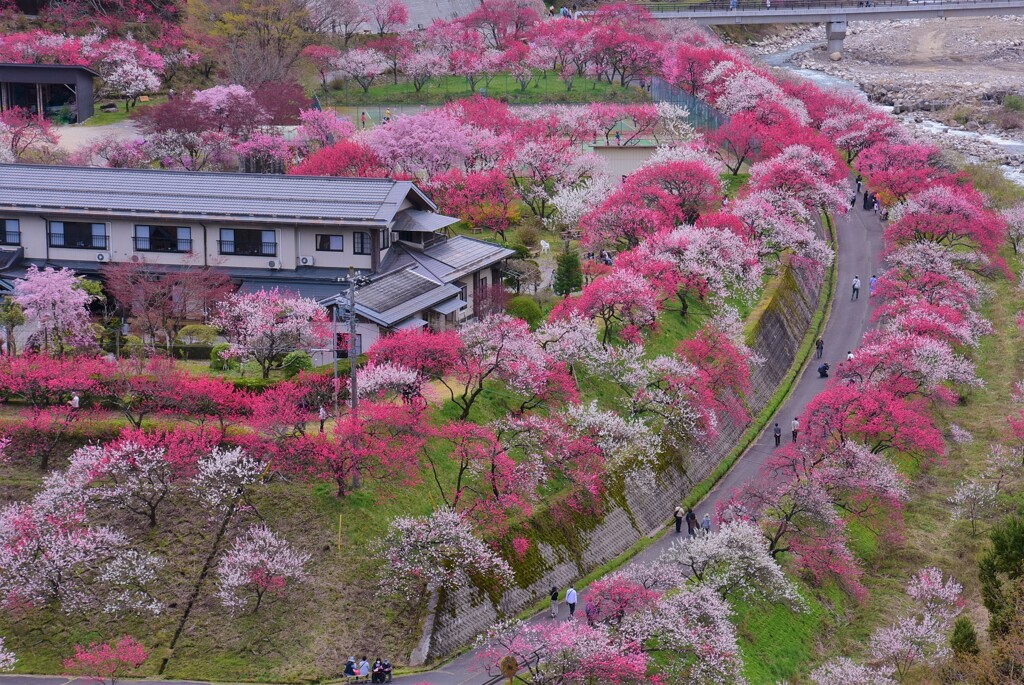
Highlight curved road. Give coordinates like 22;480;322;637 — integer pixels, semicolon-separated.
392;188;885;685
0;194;883;685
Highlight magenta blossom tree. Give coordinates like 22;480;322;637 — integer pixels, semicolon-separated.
63;636;148;685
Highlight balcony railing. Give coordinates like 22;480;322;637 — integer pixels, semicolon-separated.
218;240;277;257
133;236;193;253
0;231;20;246
48;233;108;249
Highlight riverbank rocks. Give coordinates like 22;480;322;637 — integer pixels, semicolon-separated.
830;52;842;61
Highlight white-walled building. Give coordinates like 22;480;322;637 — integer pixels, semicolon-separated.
0;164;514;351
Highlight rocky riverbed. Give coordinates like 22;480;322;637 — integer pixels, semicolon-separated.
741;17;1024;169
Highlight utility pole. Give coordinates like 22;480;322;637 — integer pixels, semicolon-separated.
332;296;340;416
347;266;359;414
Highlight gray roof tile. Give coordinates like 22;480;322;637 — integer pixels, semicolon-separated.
0;164;436;226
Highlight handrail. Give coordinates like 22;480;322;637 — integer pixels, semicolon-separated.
639;0;1024;12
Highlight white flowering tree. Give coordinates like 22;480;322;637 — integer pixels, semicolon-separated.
0;637;15;672
67;442;177;528
376;508;513;594
216;524;310;613
191;447;265;510
661;521;803;605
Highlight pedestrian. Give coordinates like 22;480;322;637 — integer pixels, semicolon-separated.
548;4;555;15
68;391;80;410
358;657;370;679
791;416;800;442
372;658;384;684
869;274;877;297
701;513;712;536
850;194;857;208
615;129;621;146
818;362;830;378
685;508;698;538
344;657;357;677
773;422;781;446
863;191;873;210
765;0;771;9
729;0;737;9
361;111;368;129
383;108;391;123
855;174;862;194
847;350;854;362
566;584;577;618
873;197;881;214
673;504;684;534
851;275;861;300
318;405;327;433
382;660;393;683
550;586;559;618
815;337;824;359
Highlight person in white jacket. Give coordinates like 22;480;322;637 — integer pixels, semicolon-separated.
566;585;578;619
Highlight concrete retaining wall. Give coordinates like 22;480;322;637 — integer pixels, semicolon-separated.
417;259;824;664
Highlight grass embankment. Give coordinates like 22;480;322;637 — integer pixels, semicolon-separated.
731;165;1024;684
328;72;650;106
82;95;167;126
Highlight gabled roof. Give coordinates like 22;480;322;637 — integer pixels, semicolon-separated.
347;267;462;327
0;164;436;226
380;235;516;284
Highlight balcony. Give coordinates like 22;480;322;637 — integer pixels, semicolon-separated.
218;240;277;257
133;236;193;253
0;231;20;246
48;233;108;249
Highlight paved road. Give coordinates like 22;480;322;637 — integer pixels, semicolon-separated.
0;191;883;685
391;192;885;685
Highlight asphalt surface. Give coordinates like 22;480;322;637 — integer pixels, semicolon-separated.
0;192;883;685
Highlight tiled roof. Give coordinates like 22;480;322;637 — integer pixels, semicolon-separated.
380;236;515;283
0;164;435;226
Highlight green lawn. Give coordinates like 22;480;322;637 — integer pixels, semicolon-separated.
83;94;167;126
327;71;650;106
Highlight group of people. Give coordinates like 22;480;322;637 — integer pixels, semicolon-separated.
549;583;579;619
582;250;615;266
851;274;878;301
851;175;888;219
548;3;582;18
673;506;712;537
344;656;392;683
772;417;801;445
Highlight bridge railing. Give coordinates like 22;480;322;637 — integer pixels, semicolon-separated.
640;0;1023;12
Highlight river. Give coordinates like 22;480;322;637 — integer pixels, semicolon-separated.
762;41;1024;186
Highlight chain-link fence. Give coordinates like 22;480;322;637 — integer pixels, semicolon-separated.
650;76;727;130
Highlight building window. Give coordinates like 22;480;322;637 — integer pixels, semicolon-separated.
380;229;391;249
458;283;468;305
134;225;192;253
1;219;20;246
354;231;371;255
48;221;107;249
479;275;488;290
219;228;276;256
316;234;344;252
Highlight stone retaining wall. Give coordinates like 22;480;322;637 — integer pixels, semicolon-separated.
416;258;825;664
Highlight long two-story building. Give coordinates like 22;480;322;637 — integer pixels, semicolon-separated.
0;164;514;352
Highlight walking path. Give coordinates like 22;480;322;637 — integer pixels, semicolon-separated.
0;193;883;685
391;193;885;685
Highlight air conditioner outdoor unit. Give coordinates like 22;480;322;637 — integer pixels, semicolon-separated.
268;259;282;270
95;252;112;263
298;255;315;267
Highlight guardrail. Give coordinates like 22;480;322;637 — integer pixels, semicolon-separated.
638;0;1024;12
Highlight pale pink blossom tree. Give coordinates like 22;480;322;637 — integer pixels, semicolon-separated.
212;289;330;378
13;265;95;355
368;0;409;35
333;49;389;93
376;508;513;594
294;109;355;155
216;524;310;612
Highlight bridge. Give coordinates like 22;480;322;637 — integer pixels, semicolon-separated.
643;0;1024;53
